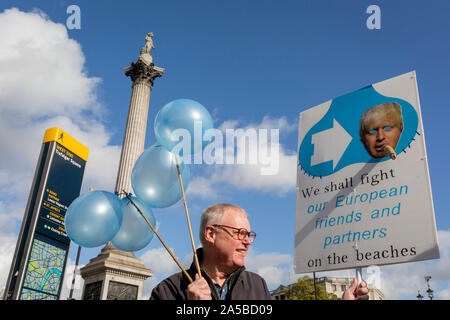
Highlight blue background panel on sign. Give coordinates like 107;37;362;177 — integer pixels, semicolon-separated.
299;86;419;177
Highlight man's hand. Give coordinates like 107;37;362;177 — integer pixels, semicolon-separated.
187;273;212;300
342;278;369;300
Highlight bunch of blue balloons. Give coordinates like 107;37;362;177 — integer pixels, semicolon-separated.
64;99;214;251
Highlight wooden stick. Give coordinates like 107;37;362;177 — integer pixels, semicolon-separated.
175;155;202;278
123;191;193;283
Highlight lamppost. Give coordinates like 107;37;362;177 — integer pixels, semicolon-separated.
416;290;423;300
425;276;433;300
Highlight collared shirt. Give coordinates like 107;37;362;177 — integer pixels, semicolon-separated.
213;273;233;300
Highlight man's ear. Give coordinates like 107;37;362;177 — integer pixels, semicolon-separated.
204;226;215;244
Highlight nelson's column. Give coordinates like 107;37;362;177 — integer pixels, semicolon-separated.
79;33;164;300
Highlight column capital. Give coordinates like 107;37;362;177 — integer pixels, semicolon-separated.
124;59;164;87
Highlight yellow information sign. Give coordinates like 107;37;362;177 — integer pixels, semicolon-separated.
43;127;89;161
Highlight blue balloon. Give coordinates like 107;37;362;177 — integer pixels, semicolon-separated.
154;98;214;156
65;191;123;248
111;197;156;252
131;144;190;208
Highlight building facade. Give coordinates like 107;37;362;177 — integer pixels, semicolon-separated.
270;276;384;300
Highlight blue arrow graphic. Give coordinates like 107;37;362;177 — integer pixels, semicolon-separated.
299;85;419;177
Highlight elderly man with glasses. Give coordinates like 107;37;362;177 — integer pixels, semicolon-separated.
150;203;270;300
150;203;369;300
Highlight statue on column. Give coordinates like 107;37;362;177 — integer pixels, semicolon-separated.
139;32;155;65
126;32;164;84
144;32;155;53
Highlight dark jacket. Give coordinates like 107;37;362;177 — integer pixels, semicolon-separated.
150;248;272;300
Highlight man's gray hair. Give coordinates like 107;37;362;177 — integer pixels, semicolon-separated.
199;203;247;246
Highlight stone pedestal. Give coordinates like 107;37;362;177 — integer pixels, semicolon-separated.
80;243;153;300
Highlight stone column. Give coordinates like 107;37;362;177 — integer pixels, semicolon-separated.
115;57;164;195
81;34;164;300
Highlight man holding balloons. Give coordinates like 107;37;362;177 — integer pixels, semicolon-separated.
150;203;369;300
150;203;271;300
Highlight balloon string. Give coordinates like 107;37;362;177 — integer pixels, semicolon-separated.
123;191;193;283
175;155;202;278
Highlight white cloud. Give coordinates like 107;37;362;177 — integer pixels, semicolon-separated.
140;247;184;275
186;176;218;200
141;251;192;298
374;229;450;300
215;145;297;195
218;116;298;136
437;286;450;300
59;258;85;300
0;8;121;196
0;8;101;118
306;229;450;300
246;250;292;268
0;7;121;294
245;248;295;289
187;116;298;199
0;233;17;294
0;8;121;211
141;275;161;300
139;247;194;299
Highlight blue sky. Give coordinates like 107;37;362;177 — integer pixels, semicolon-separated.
0;0;449;300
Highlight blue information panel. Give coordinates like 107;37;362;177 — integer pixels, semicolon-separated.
35;144;86;245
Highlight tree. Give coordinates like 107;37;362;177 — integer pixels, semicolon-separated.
285;276;339;300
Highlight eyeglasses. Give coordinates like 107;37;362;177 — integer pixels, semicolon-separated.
212;224;256;242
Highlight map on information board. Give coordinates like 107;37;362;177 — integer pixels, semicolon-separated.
20;236;67;300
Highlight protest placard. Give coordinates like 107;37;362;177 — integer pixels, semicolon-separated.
294;71;439;273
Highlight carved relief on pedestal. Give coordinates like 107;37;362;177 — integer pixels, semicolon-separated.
107;281;138;300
